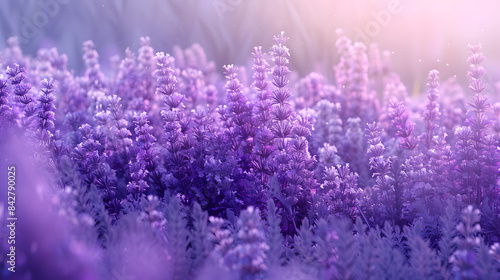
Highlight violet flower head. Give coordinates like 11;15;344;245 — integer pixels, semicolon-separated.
467;44;486;94
223;63;254;159
181;67;204;108
322;164;361;220
0;74;11;118
422;70;440;150
388;98;417;150
224;64;244;102
270;31;291;103
311;100;342;153
134;111;158;173
72;123;117;203
6;63;36;129
366;122;388;174
296;72;326;109
252;46;272;126
155;52;185;113
467;93;491;146
461;43;495;205
127;161;149;197
252;46;270;94
35;78;56;143
455;126;475;161
114;47;139;100
155;52;177;96
7;64;32;106
82;40;104;89
106;95;133;155
349;42;369;98
2;26;500;280
6;63;26;85
364;121;399;225
334;34;352;94
138;36;156;95
451;206;482;279
366;122;392;195
269;32;293;147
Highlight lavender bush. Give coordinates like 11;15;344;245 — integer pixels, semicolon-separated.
0;31;499;280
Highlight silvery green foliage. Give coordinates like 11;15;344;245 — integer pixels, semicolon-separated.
224;206;269;279
164;193;191;280
190;202;210;272
266;199;284;269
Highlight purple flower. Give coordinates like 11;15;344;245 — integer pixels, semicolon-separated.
0;74;12;119
295;72;328;109
82;40;105;89
252;46;272;126
73;124;117;202
467;44;486;94
388;98;417;150
36;78;56;134
134;111;158;173
364;121;394;224
321;164;361;220
6;64;35;128
422;70;440;150
451;206;482;279
1;28;500;279
127;161;149;198
137;37;156;96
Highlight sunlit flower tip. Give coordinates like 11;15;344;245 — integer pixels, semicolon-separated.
426;69;439;88
273;31;289;44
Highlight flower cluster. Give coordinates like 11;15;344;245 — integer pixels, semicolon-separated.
0;32;499;279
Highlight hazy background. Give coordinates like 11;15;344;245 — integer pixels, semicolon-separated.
0;0;499;92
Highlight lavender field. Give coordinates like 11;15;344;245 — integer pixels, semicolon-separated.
1;1;500;280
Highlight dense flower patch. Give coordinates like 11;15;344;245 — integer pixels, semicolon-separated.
0;32;499;279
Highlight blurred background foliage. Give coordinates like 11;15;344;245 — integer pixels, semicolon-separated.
1;0;500;94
